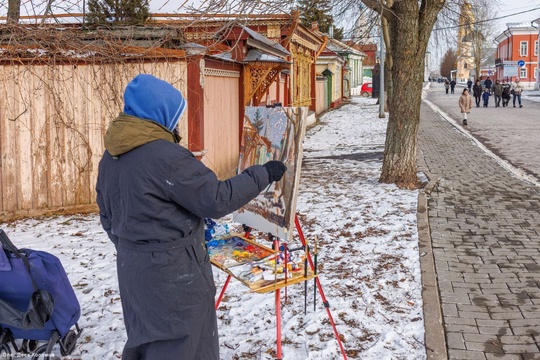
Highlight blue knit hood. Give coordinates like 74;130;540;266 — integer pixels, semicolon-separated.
123;74;186;131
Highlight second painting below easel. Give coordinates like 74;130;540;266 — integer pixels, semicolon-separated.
234;106;308;240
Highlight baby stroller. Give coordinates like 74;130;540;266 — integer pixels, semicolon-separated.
0;229;82;359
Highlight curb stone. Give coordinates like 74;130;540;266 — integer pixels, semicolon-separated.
417;150;447;360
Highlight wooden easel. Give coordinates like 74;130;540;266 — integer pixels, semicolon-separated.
214;214;347;360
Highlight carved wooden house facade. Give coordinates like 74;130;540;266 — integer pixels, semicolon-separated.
0;14;328;217
171;12;325;178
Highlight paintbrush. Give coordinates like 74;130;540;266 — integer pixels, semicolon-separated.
313;236;318;311
284;243;288;303
304;242;308;314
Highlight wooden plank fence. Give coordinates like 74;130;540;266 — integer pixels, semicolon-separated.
0;61;187;220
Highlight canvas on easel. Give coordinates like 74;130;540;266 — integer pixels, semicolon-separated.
214;106;348;358
234;106;308;241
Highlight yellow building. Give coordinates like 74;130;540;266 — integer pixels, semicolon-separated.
456;2;475;81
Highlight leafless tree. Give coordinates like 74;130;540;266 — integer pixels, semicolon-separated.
468;0;499;80
331;0;503;188
7;0;20;23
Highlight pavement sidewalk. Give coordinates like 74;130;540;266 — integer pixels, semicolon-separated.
417;88;540;359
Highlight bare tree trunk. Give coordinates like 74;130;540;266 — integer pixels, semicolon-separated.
380;52;423;188
7;0;20;24
362;0;445;189
474;37;482;80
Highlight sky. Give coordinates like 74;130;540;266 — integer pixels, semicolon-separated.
2;1;540;35
145;0;540;41
494;0;540;33
0;96;426;359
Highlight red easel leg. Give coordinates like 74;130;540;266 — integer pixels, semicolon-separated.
215;275;232;310
295;215;348;360
276;288;282;360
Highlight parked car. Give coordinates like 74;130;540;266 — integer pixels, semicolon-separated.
361;82;372;97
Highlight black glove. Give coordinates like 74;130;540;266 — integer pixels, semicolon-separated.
263;161;287;183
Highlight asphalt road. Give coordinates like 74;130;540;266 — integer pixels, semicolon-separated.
424;82;540;181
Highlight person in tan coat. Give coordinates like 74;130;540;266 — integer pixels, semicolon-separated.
459;88;473;126
511;78;525;108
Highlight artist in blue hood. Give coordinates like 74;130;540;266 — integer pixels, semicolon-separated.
96;74;286;360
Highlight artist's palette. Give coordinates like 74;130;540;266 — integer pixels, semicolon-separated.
208;234;316;293
207;235;274;268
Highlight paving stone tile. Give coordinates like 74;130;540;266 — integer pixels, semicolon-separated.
445;324;480;333
485;354;524;360
500;344;540;353
445;317;477;325
448;349;487;360
475;320;508;327
465;340;504;353
489;312;525;320
478;327;510;335
446;332;466;350
499;335;537;344
457;305;489;313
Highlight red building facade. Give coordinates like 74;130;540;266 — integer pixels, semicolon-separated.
494;25;539;89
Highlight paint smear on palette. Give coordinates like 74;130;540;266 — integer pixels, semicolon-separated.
207;236;274;269
234;106;308;240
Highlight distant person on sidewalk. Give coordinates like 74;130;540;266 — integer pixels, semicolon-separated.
467;79;473;92
511;78;525;108
501;80;511;107
482;88;491;108
473;79;482;108
492;79;503;107
444;79;450;95
459;88;472;126
484;76;493;94
450;78;456;94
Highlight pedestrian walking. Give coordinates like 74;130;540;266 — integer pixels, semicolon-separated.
511;78;525;108
459;88;472;126
472;79;482;108
501;80;511;107
484;76;493;93
467;79;473;92
492;79;503;107
482;88;491;107
95;74;287;360
450;78;456;94
444;79;450;95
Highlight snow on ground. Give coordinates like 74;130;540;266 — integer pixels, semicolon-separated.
1;96;425;359
522;90;540;104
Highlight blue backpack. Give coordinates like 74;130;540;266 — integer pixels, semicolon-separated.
0;229;81;356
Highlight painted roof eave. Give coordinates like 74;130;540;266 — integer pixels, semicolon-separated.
242;26;290;57
246;38;290;59
243;49;291;64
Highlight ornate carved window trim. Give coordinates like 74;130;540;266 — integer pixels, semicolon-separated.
290;43;313;107
204;68;240;78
